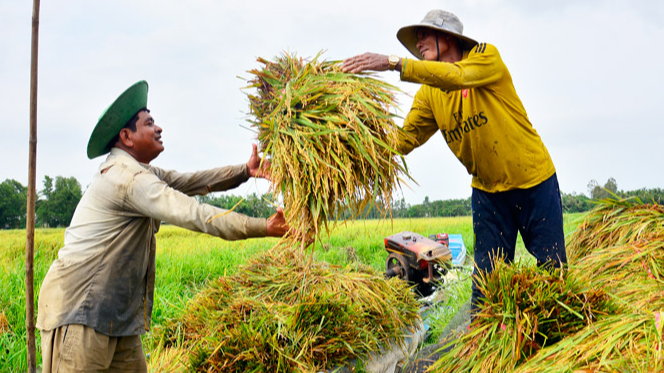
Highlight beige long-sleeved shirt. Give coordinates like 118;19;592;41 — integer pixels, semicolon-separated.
36;148;267;336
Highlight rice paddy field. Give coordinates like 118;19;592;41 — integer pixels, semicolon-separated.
0;214;584;372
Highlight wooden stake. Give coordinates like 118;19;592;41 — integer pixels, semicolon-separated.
26;0;41;371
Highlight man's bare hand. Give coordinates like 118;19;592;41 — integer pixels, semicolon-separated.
247;143;271;180
266;207;289;237
341;53;389;73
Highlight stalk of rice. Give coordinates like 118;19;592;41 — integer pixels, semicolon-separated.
429;199;664;372
245;51;412;246
155;248;421;372
569;199;664;312
572;239;663;311
428;261;611;373
0;312;10;334
146;345;188;373
567;198;664;262
514;312;663;372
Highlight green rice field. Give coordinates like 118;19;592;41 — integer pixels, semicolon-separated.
0;214;583;372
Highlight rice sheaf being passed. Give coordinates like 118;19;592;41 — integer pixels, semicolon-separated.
245;52;412;246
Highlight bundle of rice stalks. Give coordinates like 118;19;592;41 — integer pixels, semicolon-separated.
572;238;664;311
429;199;664;372
245;52;411;245
513;312;663;373
569;198;664;312
146;345;188;373
429;262;611;373
567;198;664;262
156;248;421;372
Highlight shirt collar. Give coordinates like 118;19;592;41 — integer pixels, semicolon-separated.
107;147;151;169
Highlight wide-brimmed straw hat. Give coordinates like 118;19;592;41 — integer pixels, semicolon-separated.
397;10;478;60
87;80;148;159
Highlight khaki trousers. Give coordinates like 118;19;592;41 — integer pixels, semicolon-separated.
40;324;148;373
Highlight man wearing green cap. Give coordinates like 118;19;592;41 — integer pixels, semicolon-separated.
342;10;567;319
36;80;288;372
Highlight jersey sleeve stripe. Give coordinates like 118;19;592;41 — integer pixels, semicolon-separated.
472;43;488;54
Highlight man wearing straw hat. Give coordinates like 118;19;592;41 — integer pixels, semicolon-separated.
342;10;567;318
36;80;288;372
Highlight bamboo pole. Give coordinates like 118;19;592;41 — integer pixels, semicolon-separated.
25;0;41;371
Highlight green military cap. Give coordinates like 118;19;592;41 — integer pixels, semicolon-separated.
87;80;148;159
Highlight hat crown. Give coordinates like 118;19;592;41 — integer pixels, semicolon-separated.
396;9;477;60
86;80;149;159
420;10;464;36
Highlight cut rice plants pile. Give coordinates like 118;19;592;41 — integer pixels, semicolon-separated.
429;198;664;372
245;52;410;245
429;263;611;372
513;312;662;372
157;248;421;372
568;198;664;263
567;199;663;312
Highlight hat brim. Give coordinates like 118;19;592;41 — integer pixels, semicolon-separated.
397;24;478;60
87;80;148;159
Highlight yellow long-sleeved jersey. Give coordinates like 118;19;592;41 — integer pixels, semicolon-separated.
397;42;555;193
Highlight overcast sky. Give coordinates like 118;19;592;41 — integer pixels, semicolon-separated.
1;0;662;204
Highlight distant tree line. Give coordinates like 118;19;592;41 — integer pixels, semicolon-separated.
1;176;662;229
386;196;472;219
196;193;278;219
0;176;82;229
563;177;664;213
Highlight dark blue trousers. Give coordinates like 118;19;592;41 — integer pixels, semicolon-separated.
470;173;567;314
